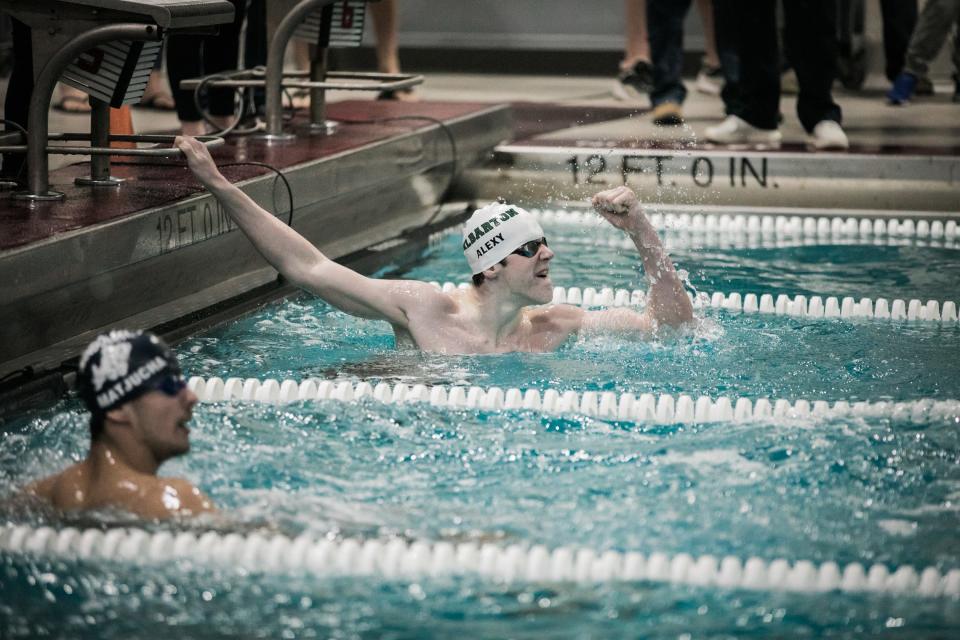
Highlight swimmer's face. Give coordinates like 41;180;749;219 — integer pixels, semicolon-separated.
500;238;555;304
127;381;198;461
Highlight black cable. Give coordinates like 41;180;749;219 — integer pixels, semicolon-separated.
336;115;458;227
281;88;301;122
0;117;29;183
0;118;28;137
193;70;306;136
193;73;249;137
219;161;295;227
135;155;294;227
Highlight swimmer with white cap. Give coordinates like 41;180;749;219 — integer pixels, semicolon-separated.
176;136;693;354
24;330;215;519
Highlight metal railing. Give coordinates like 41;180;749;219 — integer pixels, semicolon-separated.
180;0;423;140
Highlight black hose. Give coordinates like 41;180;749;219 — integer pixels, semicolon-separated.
218;161;295;227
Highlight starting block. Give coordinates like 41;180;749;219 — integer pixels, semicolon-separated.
179;0;423;140
0;0;235;200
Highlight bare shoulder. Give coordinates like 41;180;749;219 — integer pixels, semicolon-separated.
133;477;216;519
24;463;85;502
161;478;216;516
23;474;58;500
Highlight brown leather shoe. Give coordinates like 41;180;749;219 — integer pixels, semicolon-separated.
651;102;683;126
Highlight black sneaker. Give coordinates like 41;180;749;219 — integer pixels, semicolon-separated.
612;60;654;101
915;75;934;96
953;74;960;103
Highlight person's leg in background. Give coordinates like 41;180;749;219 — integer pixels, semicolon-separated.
201;0;246;126
704;0;782;146
647;0;692;125
694;0;724;94
713;0;742;117
141;44;174;110
879;0;918;82
734;0;780;131
952;10;960;101
243;0;267;114
371;0;416;100
167;0;246;134
2;18;31;183
784;0;846;148
166;31;209;134
888;0;960;104
613;0;654;102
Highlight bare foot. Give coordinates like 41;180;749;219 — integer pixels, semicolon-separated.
54;84;91;113
286;90;310;110
140;70;175;110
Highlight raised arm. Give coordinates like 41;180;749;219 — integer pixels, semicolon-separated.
175;136;437;327
585;186;693;332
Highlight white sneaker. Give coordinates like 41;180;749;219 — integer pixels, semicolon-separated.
809;120;849;150
695;64;723;95
704;115;782;148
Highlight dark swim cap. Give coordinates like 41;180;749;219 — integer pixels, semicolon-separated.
77;330;183;413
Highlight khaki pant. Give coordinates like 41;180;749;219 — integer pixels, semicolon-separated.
904;0;960;77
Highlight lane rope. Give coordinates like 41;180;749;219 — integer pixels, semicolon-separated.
430;226;958;258
2;525;956;597
549;231;959;251
185;376;960;426
531;208;960;244
426;281;959;325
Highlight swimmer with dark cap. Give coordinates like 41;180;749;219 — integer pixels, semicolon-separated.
176;136;692;354
25;330;215;520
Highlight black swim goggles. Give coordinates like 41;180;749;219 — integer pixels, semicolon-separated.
511;237;548;258
147;374;187;397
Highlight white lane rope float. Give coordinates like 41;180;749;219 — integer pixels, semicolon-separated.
427;281;960;325
551;231;958;252
185;376;960;426
531;208;960;245
2;525;956;598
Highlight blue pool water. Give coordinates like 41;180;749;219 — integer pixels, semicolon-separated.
2;219;959;638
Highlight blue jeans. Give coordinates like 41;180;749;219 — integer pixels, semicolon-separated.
648;0;693;107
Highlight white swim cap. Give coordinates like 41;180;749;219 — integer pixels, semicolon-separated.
462;203;544;274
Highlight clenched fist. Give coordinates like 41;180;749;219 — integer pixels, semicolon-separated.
591;186;647;233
